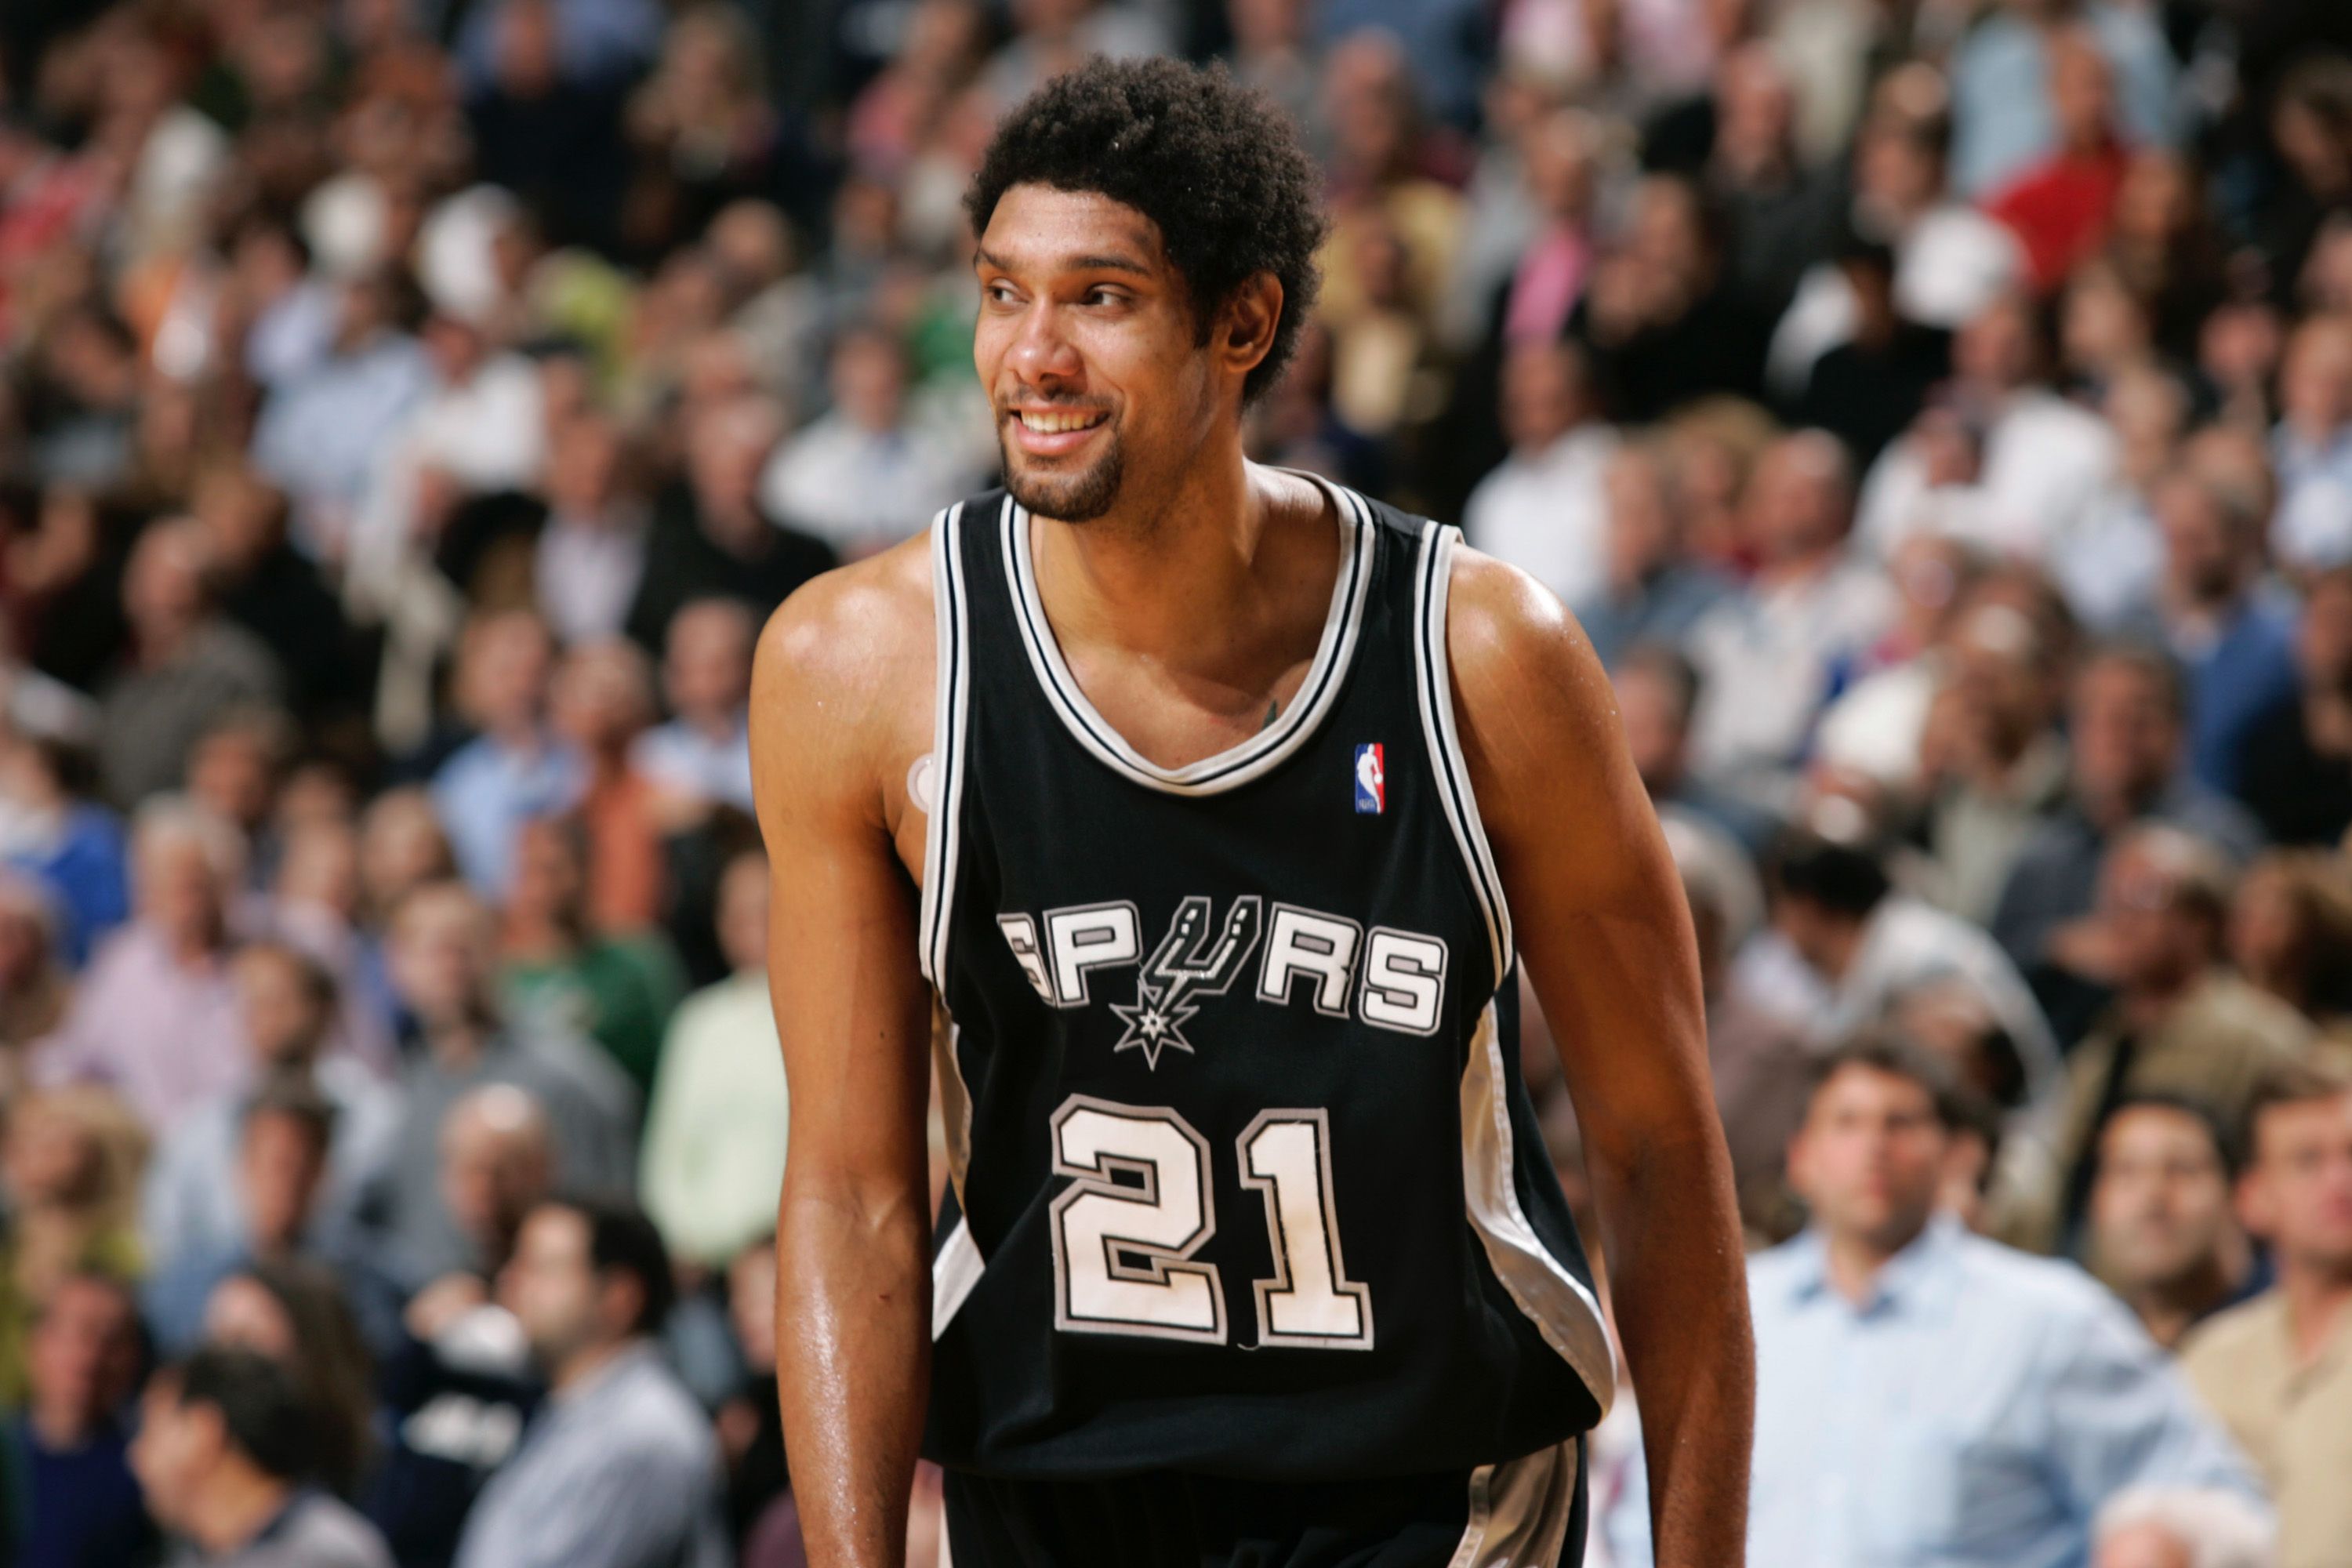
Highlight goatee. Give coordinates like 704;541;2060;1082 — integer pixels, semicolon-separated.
1002;436;1124;523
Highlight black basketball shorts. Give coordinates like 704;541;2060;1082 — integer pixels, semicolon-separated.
942;1438;1586;1567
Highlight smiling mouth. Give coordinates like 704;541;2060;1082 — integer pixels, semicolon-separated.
1012;408;1109;434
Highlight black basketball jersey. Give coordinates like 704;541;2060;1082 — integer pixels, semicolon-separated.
918;479;1613;1484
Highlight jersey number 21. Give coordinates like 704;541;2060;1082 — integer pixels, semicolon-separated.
1048;1094;1374;1351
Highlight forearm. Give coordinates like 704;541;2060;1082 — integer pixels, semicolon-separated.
1590;1129;1754;1568
774;1185;933;1568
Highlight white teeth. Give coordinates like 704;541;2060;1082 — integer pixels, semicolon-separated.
1018;410;1103;434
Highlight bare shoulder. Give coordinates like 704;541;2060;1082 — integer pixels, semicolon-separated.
1441;546;1669;908
750;532;937;815
1442;543;1621;757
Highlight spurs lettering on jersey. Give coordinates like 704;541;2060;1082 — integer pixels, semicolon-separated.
1006;895;1450;1055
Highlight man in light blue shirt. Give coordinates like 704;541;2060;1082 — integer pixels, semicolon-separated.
1609;1036;2262;1567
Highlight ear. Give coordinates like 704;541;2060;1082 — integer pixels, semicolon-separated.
1215;273;1284;384
2234;1166;2271;1240
601;1269;646;1339
1784;1122;1814;1200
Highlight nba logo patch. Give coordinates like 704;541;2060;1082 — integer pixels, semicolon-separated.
1354;744;1385;814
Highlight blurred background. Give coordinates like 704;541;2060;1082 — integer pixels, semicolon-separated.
2;0;2351;1565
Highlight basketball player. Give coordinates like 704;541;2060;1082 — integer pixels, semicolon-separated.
751;59;1752;1568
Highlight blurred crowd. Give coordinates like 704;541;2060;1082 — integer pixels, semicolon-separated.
2;0;2352;1564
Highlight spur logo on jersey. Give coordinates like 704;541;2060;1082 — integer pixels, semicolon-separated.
1353;744;1385;814
1108;895;1262;1069
997;895;1449;1058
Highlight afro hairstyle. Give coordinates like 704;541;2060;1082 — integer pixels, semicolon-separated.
965;56;1327;407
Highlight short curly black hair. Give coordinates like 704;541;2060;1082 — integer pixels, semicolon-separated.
966;56;1327;407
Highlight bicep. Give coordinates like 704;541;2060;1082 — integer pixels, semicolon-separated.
1449;557;1712;1165
751;612;934;1203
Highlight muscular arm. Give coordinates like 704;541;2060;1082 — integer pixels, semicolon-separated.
1450;550;1753;1567
751;556;938;1568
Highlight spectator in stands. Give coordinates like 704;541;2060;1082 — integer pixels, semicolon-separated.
1613;644;1776;856
39;800;249;1128
1769;832;2059;1091
2236;567;2352;847
201;1256;383;1502
1706;44;1842;317
2090;1487;2275;1568
132;1347;394;1568
1790;238;1950;472
548;641;668;932
760;323;980;561
1858;292;2115;564
0;720;129;971
2182;1062;2352;1567
0;873;71;1083
0;1084;144;1406
2025;825;2312;1254
349;310;548;616
499;815;683;1093
2227;851;2352;1036
1462;339;1617;613
182;708;295;889
1983;26;2131;294
452;1195;724;1568
1573;442;1729;671
431;608;583;900
1627;1036;2259;1564
1661;814;1806;1239
191;463;365;732
1685;430;1893;803
1990;646;2262;1007
623;397;834;653
1946;0;2176;201
5;1272;156;1566
378;881;634;1281
147;1072;407;1362
632;597;757;816
641;848;785;1267
1921;600;2072;925
2270;315;2352;574
2089;1096;2259;1350
95;519;285;810
532;413;652;648
2125;464;2299;799
1574;175;1773;420
249;267;435;559
717;1236;790;1552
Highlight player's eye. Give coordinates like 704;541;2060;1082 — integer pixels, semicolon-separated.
1084;287;1126;307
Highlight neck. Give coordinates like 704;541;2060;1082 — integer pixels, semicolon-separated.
2122;962;2204;1027
1813;916;1870;984
2129;1247;2249;1350
1027;453;1322;692
551;1334;633;1396
2280;1258;2352;1361
185;1460;292;1556
1759;543;1838;589
1824;1214;1930;1305
425;1017;488;1065
27;1396;96;1451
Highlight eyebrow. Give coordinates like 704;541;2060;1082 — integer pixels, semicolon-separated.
973;248;1154;278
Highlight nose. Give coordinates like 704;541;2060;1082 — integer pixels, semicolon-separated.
1004;297;1083;391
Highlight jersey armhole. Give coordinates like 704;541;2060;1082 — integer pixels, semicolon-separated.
918;502;971;988
1411;521;1516;991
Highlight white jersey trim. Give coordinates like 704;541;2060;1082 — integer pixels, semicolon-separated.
1411;521;1514;989
918;503;971;986
1002;477;1375;796
932;1216;985;1341
1461;1000;1617;1414
1446;1436;1583;1568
